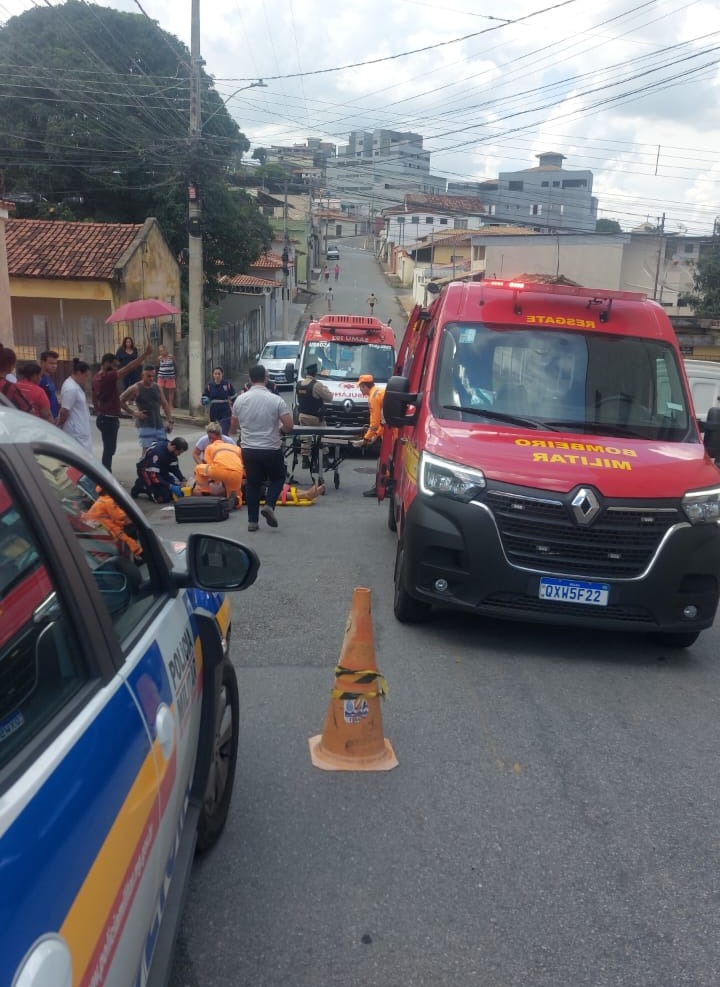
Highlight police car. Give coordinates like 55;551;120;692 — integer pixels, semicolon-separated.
0;407;259;987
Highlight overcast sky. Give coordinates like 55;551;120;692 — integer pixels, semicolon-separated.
2;0;720;234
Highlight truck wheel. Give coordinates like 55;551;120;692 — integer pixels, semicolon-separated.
197;660;239;852
393;542;431;623
387;494;397;532
648;630;700;649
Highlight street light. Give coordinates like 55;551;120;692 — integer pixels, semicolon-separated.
203;79;267;129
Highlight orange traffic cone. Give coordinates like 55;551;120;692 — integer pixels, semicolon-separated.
309;587;398;771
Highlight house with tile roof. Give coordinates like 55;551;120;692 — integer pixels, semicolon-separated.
380;192;490;263
5;217;180;362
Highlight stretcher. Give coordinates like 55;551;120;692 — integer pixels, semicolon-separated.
284;426;364;489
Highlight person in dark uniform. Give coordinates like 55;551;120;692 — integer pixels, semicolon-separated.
295;363;332;468
131;437;189;502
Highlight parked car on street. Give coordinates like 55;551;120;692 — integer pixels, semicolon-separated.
256;339;300;389
326;247;340;261
0;407;259;987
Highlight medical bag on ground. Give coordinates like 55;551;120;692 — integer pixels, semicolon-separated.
174;495;230;523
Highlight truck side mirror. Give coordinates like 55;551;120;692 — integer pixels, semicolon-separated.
285;362;296;383
383;375;421;427
703;405;720;461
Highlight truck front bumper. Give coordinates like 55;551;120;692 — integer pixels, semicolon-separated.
401;496;720;634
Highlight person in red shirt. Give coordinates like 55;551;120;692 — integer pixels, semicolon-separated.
93;343;151;471
15;362;52;421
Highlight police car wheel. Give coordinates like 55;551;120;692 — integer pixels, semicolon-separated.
197;660;240;852
393;542;431;623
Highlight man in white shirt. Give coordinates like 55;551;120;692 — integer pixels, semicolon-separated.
58;360;93;455
230;364;292;532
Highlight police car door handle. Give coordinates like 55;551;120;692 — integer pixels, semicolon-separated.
155;703;175;759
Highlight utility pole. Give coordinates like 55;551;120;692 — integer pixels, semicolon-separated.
652;212;666;301
281;180;289;338
187;0;203;415
306;177;313;292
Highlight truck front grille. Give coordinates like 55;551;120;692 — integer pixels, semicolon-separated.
486;489;682;578
325;405;368;428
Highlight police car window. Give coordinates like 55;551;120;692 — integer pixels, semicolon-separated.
0;476;87;772
33;454;162;641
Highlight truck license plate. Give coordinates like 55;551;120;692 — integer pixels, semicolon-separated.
539;578;609;606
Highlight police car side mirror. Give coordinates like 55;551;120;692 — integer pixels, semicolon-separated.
285;362;296;383
184;534;260;591
383;375;421;427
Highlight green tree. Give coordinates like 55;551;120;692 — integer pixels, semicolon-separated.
252;147;268;165
0;0;270;302
596;218;622;233
687;242;720;316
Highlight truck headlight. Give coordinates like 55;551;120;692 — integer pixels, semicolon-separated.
419;451;486;503
682;486;720;525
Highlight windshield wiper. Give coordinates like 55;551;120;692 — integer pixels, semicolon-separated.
442;405;560;431
543;420;647;439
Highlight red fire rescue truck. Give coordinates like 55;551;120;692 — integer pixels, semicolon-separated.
291;314;396;428
379;279;720;647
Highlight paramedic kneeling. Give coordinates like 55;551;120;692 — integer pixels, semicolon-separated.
353;374;385;497
195;436;244;509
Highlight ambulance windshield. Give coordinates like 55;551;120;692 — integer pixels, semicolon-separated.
302;341;395;382
435;323;693;439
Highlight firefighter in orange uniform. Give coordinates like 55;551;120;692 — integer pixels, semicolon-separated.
353;373;386;497
194;436;245;508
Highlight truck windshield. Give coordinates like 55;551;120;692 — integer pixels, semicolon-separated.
302;341;395;382
435;322;693;440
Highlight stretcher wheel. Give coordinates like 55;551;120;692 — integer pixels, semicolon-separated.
333;471;340;489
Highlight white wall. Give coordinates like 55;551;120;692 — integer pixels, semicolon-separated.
477;235;627;288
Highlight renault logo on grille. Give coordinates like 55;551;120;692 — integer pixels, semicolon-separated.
343;398;354;413
571;487;600;525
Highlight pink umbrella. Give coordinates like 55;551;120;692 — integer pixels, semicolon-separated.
105;298;180;324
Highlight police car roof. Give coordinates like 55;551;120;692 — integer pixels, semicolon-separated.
0;405;90;453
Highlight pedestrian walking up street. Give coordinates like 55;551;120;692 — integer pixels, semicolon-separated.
367;292;377;314
334;263;340;280
230;364;293;532
327;286;333;311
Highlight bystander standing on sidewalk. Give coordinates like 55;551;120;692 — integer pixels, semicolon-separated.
119;364;173;450
58;359;93;455
157;344;178;414
39;351;60;420
93;342;152;471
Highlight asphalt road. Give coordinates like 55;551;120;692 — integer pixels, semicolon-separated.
109;248;720;987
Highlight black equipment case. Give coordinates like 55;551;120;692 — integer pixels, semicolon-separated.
174;495;230;523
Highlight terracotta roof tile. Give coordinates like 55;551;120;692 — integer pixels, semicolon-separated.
249;252;285;270
218;274;279;289
6;218;144;280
